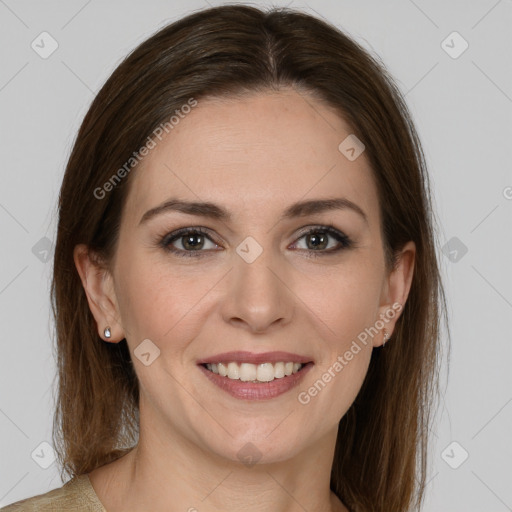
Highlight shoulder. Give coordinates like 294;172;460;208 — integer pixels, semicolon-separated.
0;474;106;512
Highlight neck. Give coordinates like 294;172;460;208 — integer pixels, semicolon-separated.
89;418;348;512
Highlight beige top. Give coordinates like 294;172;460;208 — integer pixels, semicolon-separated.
0;474;106;511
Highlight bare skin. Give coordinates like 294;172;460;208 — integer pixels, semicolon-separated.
75;87;415;512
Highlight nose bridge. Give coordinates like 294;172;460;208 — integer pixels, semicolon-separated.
222;238;294;332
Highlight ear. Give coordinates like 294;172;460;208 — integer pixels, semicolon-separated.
73;244;124;343
374;241;416;347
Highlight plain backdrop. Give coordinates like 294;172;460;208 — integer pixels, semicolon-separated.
0;1;511;510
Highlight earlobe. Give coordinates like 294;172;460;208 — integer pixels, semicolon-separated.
73;244;123;343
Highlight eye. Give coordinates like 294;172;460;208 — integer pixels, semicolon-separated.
290;225;353;256
159;227;220;258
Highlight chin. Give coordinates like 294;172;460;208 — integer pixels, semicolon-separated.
203;424;307;466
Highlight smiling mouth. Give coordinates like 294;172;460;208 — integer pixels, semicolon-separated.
201;361;312;383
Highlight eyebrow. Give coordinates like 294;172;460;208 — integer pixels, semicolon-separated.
139;197;368;226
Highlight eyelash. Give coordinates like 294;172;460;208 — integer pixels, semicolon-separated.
158;224;353;259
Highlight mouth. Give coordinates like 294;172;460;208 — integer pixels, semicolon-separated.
196;351;314;400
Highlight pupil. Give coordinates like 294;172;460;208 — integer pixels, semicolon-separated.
308;232;327;250
184;234;203;250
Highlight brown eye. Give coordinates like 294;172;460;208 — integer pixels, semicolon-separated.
179;232;206;251
160;228;220;257
304;231;329;250
292;226;352;255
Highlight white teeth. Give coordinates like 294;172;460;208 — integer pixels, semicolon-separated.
257;363;274;382
227;362;240;380
217;362;227;376
204;361;305;382
274;362;285;378
239;363;257;382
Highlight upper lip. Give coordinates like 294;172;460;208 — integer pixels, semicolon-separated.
197;351;314;365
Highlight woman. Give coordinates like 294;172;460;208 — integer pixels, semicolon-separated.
1;4;447;511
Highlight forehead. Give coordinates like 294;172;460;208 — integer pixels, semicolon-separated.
123;89;380;228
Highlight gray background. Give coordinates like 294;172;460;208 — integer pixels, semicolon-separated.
1;0;511;510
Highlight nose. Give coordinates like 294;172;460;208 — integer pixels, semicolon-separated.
220;246;295;334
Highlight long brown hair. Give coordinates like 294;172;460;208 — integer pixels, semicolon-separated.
51;5;448;511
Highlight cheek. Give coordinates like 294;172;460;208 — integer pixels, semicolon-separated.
324;267;381;409
295;260;383;341
293;258;381;410
114;253;216;346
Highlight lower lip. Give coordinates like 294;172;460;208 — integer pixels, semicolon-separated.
198;363;314;401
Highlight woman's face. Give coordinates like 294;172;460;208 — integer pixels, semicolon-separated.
81;88;414;464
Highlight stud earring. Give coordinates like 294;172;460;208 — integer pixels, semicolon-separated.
382;329;390;346
104;326;112;340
